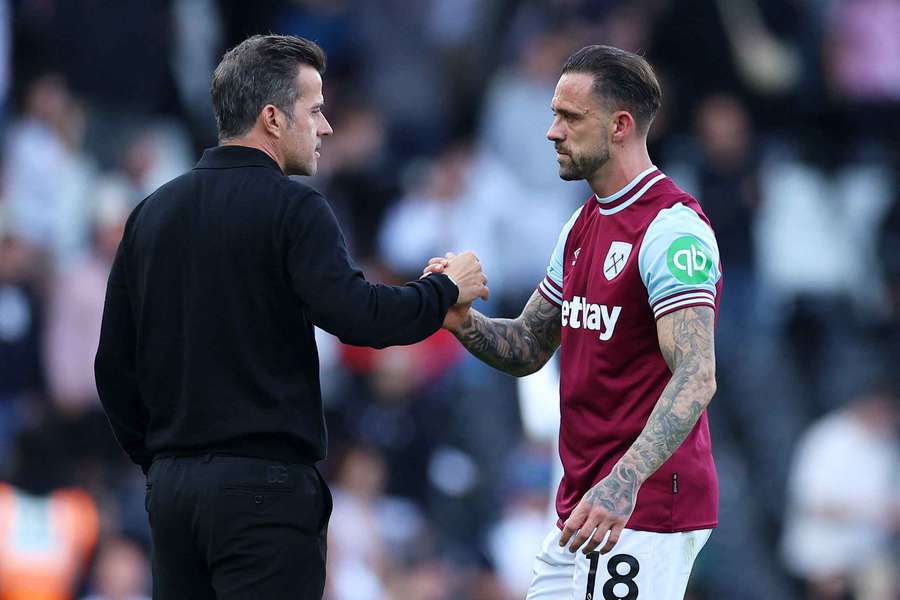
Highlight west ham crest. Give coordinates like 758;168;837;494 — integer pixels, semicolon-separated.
603;241;632;281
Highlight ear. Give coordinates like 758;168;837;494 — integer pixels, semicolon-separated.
261;104;284;138
610;111;635;144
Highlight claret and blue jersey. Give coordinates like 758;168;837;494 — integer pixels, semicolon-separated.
536;166;724;533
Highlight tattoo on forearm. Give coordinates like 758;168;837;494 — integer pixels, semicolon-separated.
628;306;715;482
584;306;716;517
454;291;561;376
585;462;641;519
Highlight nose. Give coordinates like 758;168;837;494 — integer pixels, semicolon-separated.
547;118;563;142
320;114;333;137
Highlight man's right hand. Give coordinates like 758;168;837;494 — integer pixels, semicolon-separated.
441;251;489;305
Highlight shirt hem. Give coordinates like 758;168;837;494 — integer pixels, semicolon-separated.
555;517;717;533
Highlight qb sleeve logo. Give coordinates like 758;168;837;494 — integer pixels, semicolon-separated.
666;236;711;284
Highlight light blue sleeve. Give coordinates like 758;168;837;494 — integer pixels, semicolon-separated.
638;203;721;319
537;206;582;306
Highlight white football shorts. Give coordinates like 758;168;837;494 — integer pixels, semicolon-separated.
525;525;711;600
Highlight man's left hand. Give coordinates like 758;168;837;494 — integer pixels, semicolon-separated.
558;468;638;555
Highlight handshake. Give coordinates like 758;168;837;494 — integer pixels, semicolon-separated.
421;251;488;331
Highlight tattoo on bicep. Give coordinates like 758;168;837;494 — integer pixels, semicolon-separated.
454;291;561;376
624;306;716;481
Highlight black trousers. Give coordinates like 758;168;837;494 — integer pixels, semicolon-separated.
145;454;332;599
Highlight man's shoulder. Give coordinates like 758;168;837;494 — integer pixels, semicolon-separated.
640;178;711;230
279;177;324;202
276;179;332;224
647;177;698;209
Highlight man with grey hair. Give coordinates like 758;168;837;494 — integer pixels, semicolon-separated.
95;35;488;599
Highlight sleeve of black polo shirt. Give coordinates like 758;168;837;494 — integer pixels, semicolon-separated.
95;230;153;473
285;190;459;347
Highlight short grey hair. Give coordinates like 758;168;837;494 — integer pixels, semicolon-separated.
211;34;326;140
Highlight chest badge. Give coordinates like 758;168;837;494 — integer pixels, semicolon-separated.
571;247;581;267
603;241;632;280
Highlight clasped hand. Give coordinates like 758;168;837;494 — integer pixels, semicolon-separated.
421;252;487;330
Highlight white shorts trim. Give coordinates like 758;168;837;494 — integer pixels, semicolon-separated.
525;526;711;600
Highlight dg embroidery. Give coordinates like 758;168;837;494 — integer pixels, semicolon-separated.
666;236;710;284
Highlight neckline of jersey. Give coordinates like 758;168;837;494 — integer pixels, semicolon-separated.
593;166;665;213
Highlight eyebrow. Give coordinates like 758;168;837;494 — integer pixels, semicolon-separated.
553;106;580;117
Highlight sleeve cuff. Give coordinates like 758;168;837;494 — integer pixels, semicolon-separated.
537;275;563;307
652;290;715;320
423;272;460;306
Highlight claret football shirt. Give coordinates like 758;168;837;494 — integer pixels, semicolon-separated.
537;166;723;532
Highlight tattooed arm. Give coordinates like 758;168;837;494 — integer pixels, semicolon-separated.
559;305;717;555
445;290;561;377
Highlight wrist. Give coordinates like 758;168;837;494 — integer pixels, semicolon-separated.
444;308;472;335
610;459;647;486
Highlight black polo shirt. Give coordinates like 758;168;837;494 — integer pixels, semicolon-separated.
95;145;458;471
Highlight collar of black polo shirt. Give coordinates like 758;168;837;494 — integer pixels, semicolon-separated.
195;145;283;174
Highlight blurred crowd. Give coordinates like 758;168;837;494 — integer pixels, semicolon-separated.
0;0;898;599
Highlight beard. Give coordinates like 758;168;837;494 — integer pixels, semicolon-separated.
558;142;609;181
283;145;316;177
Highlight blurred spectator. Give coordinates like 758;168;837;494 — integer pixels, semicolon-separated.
879;185;900;322
0;427;99;600
314;102;399;260
0;0;9;127
754;140;894;408
649;0;805;131
327;446;421;600
0;219;45;457
45;177;129;412
714;0;802;95
781;385;900;600
381;561;453;600
378;142;511;300
486;442;553;598
330;330;462;502
2;73;95;261
118;124;194;201
171;0;223;150
353;0;453;157
21;1;180;167
274;0;360;79
81;536;150;600
824;0;900;103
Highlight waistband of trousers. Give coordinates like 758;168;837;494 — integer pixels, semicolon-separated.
154;437;318;467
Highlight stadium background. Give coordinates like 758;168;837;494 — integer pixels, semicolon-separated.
0;0;898;598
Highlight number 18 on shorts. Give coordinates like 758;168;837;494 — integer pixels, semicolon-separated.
526;526;711;600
